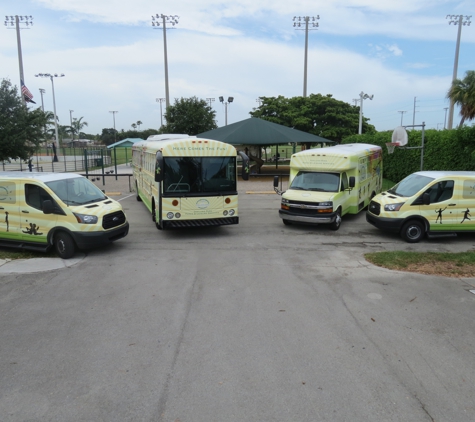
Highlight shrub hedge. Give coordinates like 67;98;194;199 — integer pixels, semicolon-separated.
342;126;475;183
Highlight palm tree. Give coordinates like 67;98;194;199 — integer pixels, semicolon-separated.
131;123;137;130
71;117;89;140
136;120;142;130
58;125;72;144
447;70;475;128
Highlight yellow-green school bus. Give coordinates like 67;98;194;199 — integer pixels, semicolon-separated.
132;137;249;229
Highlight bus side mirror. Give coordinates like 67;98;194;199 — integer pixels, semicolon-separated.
349;176;355;188
155;151;164;182
42;200;53;214
273;175;283;195
238;151;250;181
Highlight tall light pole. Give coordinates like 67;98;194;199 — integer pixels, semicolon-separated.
398;110;407;126
446;14;472;130
444;107;449;129
293;16;319;97
5;15;34;106
109;111;118;142
152;14;179;110
206;98;215;108
358;91;373;135
39;88;45;111
69;110;74;142
155;98;166;128
219;96;234;126
35;73;64;162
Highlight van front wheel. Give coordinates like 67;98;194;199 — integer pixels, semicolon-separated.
54;232;76;259
401;220;425;243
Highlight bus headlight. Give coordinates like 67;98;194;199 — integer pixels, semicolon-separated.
73;213;98;224
229;209;235;216
167;212;174;219
384;202;405;211
223;210;228;216
175;213;181;218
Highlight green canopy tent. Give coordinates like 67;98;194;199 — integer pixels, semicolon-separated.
196;117;333;172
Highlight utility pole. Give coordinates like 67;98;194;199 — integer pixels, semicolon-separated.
206;98;215;108
444;107;449;129
398;110;407;126
293;16;319;97
446;14;472;130
412;96;418;127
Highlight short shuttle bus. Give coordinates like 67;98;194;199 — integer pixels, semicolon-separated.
132;137;250;229
367;171;475;242
274;143;383;230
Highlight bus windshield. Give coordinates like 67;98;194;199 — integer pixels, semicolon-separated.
163;157;237;194
290;171;340;192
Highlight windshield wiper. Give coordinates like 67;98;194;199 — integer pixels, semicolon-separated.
290;186;306;190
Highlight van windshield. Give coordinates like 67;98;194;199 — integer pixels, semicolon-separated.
46;177;107;205
387;173;434;197
290;171;340;192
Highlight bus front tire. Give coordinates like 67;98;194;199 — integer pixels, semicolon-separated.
401;220;425;243
136;183;142;202
54;232;76;259
329;209;341;231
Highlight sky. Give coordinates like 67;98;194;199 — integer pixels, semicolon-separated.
2;0;475;137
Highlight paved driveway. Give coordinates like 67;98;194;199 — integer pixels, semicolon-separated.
1;185;475;422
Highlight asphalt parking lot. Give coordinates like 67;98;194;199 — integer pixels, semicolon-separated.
1;175;475;421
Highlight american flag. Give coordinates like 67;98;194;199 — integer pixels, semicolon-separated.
21;79;36;104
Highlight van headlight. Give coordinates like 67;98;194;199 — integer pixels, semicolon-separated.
384;202;405;211
73;213;98;224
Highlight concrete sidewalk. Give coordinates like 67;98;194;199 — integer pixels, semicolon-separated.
0;254;85;274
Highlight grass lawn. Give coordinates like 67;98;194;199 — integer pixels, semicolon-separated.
365;251;475;278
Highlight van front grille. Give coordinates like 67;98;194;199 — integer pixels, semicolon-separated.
103;210;126;229
368;201;381;216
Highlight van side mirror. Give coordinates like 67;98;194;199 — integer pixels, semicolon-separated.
349;176;355;189
422;192;430;205
42;199;53;214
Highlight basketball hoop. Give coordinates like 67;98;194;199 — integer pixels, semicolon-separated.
386;142;399;154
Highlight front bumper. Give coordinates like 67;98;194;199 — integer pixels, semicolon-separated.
366;212;403;233
279;209;337;225
70;222;129;250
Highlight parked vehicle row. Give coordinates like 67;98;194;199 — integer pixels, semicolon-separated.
274;143;475;243
2;141;474;259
